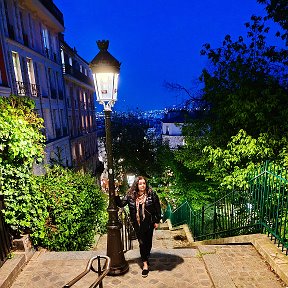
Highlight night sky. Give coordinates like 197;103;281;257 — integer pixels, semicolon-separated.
54;0;283;112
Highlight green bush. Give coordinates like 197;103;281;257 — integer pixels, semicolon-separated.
0;96;107;251
0;95;46;237
32;165;107;251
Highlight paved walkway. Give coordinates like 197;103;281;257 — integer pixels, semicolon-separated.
7;229;288;288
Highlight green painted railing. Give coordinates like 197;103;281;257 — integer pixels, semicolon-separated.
164;162;288;254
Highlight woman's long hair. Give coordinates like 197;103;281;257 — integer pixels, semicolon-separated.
128;176;152;199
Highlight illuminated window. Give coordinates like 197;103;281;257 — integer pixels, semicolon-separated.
27;58;35;84
12;51;22;83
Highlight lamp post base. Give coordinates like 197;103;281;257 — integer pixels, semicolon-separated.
108;262;129;276
106;225;129;276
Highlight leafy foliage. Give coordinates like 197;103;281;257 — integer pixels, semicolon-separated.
200;16;288;145
0;96;107;251
0;95;45;236
257;0;288;39
0;95;45;165
151;144;214;210
32;165;107;251
165;15;288;205
202;130;287;191
111;113;160;179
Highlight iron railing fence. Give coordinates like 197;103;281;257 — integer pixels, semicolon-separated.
164;162;288;254
191;189;261;241
119;208;135;252
249;162;288;253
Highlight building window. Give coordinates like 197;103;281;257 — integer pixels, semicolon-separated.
26;57;37;96
69;57;72;66
12;51;22;82
38;64;48;97
81;115;85;130
42;26;49;50
28;13;34;48
61;49;65;65
12;51;27;95
83;91;86;109
26;58;33;80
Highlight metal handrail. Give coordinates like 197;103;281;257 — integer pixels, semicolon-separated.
63;255;110;288
164;161;288;254
119;208;135;251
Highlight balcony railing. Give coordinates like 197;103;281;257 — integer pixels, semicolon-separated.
31;83;40;97
16;81;28;96
62;64;94;86
15;81;41;97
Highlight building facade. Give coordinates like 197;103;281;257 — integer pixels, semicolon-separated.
161;110;186;149
0;16;10;97
60;36;100;175
0;0;72;171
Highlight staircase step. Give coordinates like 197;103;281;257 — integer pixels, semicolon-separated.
158;222;169;230
198;245;236;288
0;253;26;288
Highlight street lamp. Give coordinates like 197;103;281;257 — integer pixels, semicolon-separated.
90;40;129;275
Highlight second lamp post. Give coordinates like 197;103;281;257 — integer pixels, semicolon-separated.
90;40;129;275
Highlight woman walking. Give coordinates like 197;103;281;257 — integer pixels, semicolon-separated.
115;176;161;277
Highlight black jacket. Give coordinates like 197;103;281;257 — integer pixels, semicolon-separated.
115;190;162;229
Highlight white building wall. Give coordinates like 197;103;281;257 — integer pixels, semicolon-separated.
162;122;184;149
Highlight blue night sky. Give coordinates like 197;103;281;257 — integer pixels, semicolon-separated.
54;0;283;112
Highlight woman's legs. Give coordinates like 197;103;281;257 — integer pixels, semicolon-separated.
138;225;154;266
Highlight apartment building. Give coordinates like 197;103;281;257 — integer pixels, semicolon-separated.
60;36;100;174
0;0;71;171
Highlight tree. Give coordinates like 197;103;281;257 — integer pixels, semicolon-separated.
199;15;288;146
202;129;287;191
257;0;288;41
168;16;288;203
111;113;160;187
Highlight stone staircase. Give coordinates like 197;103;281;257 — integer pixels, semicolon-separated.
93;222;288;287
2;223;288;287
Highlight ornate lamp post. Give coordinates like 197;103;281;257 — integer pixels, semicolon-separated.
90;40;129;275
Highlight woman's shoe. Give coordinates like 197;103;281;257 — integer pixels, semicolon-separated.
142;269;149;277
